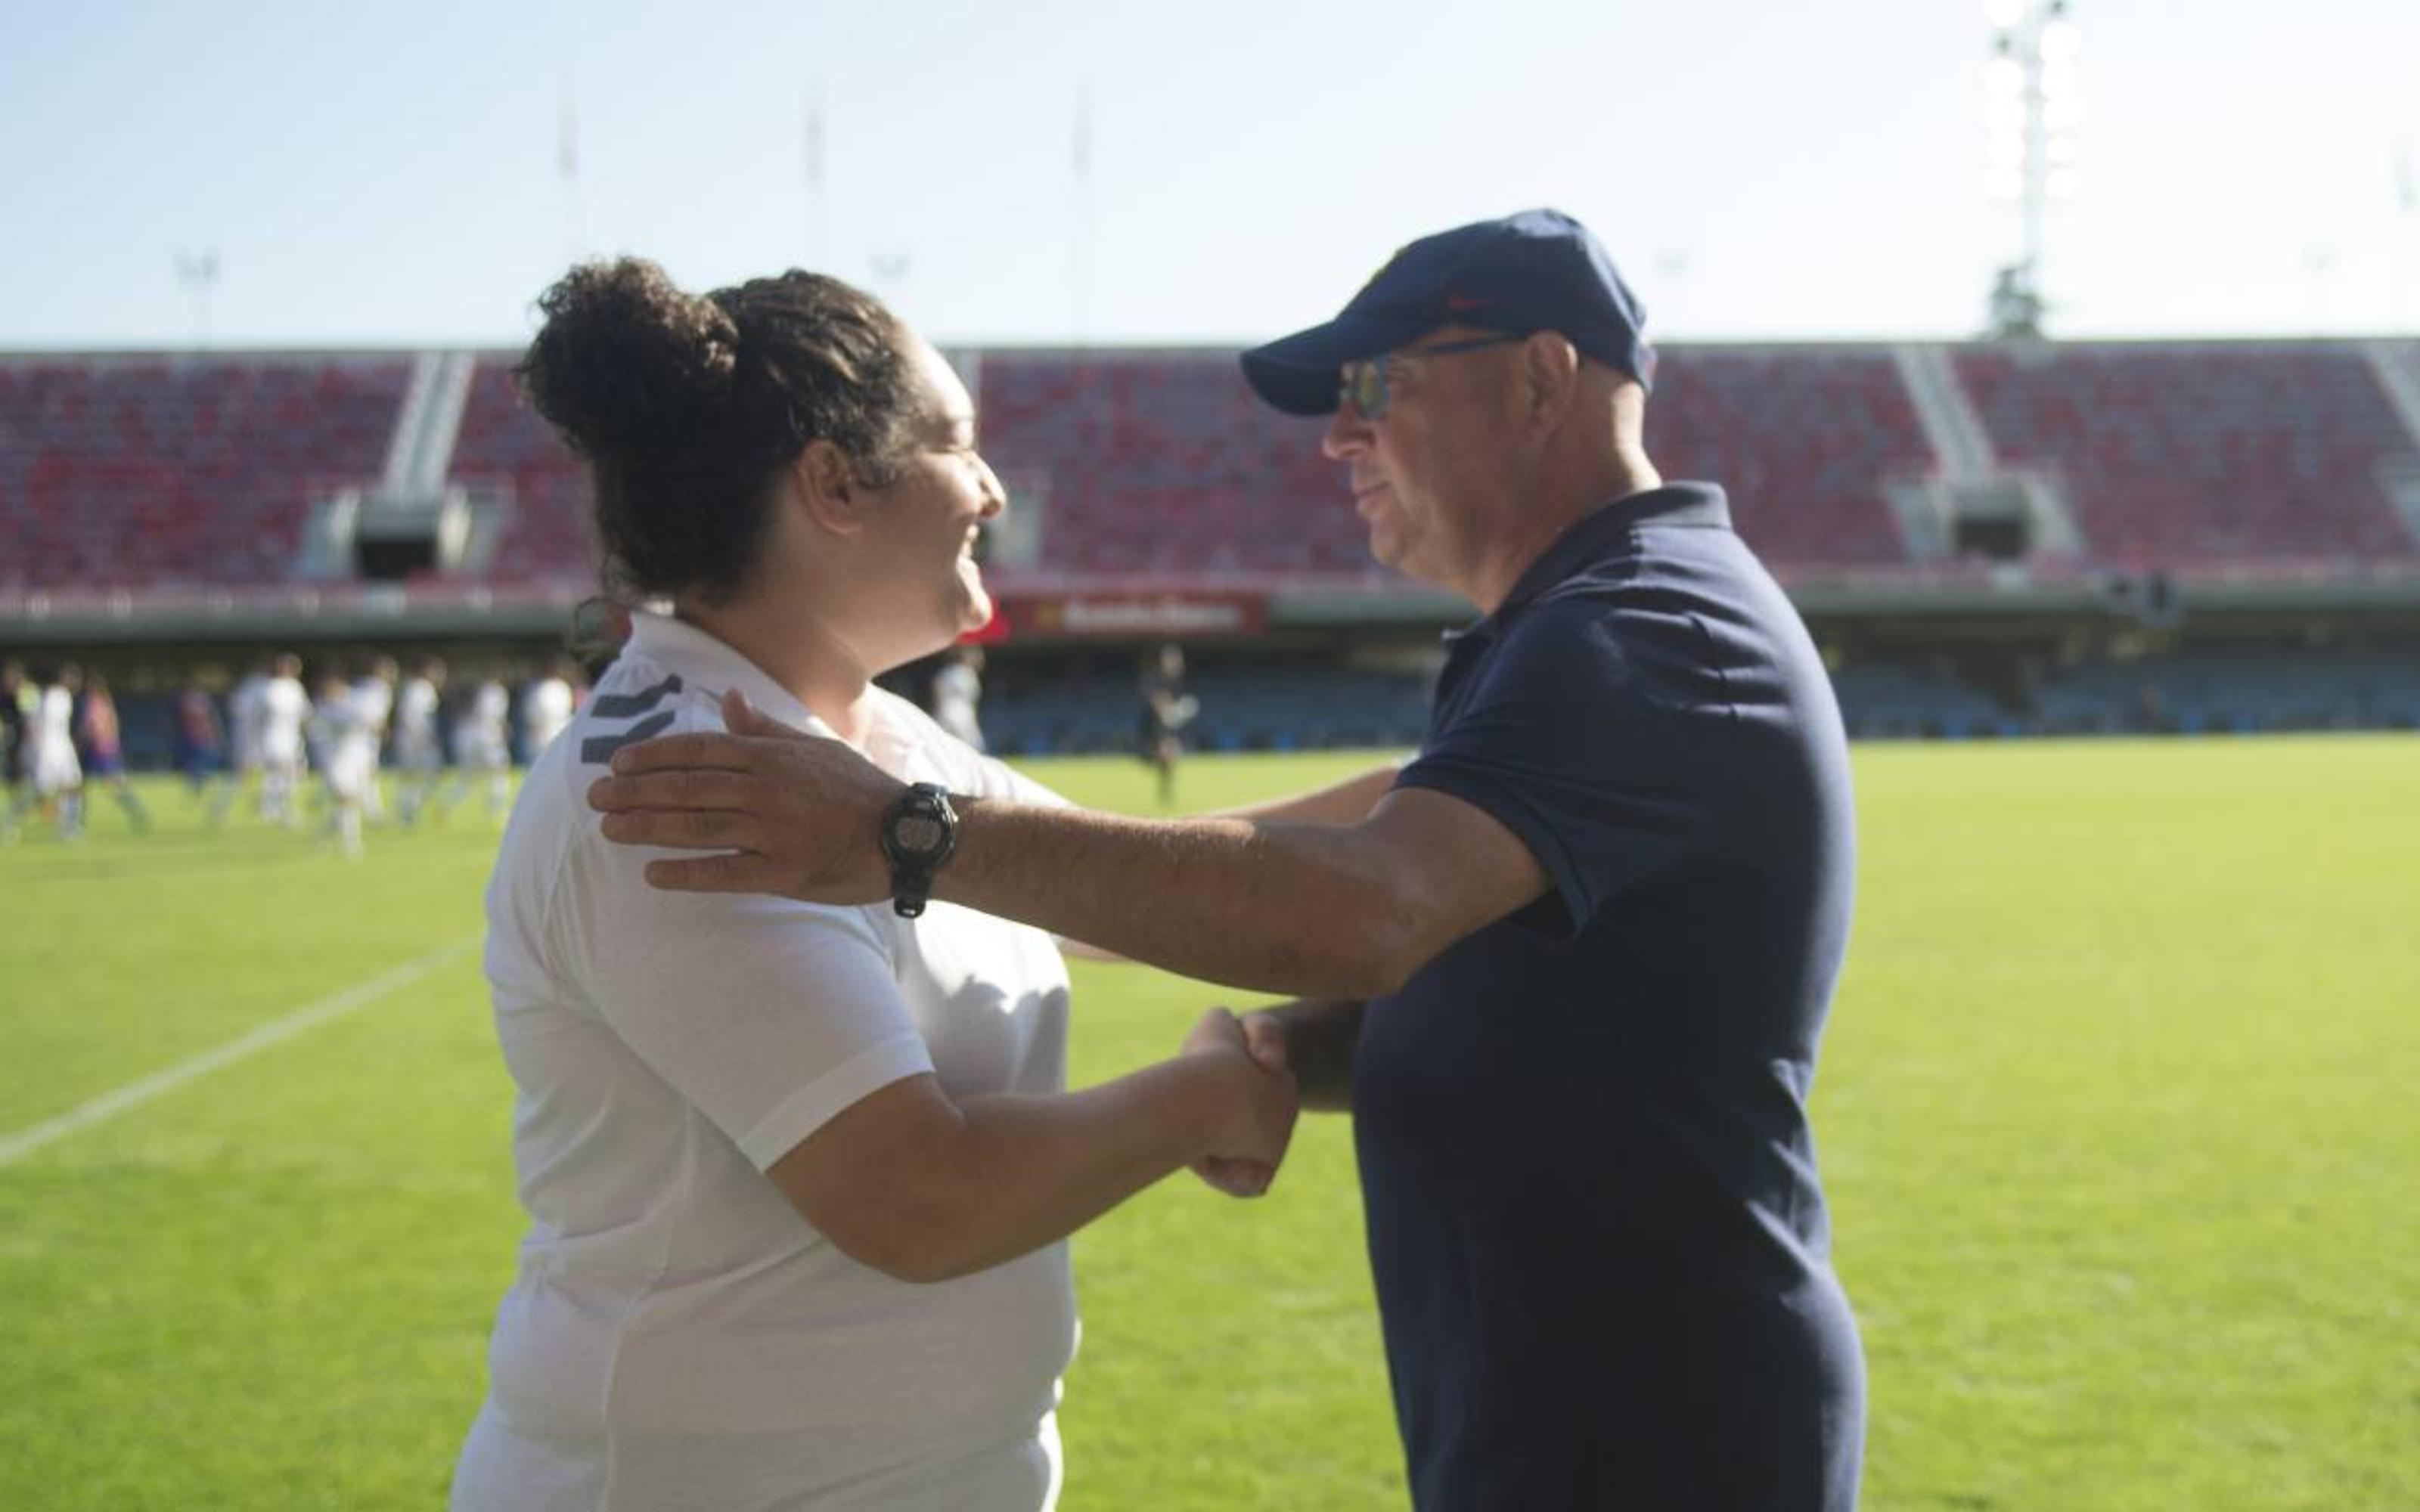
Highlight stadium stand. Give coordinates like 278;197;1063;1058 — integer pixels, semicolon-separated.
1646;347;1934;569
1829;657;2018;739
976;345;1945;576
2024;643;2420;734
974;352;1357;576
1955;343;2420;569
445;358;592;581
15;339;2420;590
10;339;2419;756
0;355;409;588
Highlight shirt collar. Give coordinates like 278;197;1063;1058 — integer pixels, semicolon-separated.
622;610;827;736
1450;481;1732;640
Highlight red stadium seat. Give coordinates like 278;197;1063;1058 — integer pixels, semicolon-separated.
1645;348;1931;569
447;361;595;582
0;355;409;589
1953;344;2418;569
7;342;2415;593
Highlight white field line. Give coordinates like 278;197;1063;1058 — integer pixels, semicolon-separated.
0;937;479;1167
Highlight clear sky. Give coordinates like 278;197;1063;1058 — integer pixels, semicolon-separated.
4;0;2415;352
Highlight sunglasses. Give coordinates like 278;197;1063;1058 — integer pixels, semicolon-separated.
1339;332;1527;421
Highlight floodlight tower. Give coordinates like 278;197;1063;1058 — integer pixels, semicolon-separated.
1983;0;2082;337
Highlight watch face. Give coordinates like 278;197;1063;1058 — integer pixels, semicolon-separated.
894;814;946;857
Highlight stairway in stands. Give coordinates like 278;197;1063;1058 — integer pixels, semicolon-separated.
2362;340;2420;547
1891;343;2084;559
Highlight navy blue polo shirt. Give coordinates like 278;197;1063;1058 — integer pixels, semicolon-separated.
1367;482;1863;1511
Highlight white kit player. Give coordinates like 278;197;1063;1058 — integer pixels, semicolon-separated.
445;673;513;820
930;646;987;752
256;653;310;827
211;657;271;826
26;664;85;841
519;660;579;763
309;672;376;857
352;655;398;823
393;656;448;826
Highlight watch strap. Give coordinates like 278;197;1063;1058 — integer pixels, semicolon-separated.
880;782;958;919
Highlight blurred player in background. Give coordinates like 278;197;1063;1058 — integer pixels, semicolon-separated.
0;660;28;841
209;655;271;826
929;645;986;751
309;670;374;858
302;663;334;819
441;671;512;821
73;673;150;834
257;652;309;828
24;664;84;841
171;680;227;800
1136;642;1196;806
393;655;448;826
352;654;398;824
518;658;579;763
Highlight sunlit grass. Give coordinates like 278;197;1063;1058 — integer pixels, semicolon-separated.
2;737;2413;1510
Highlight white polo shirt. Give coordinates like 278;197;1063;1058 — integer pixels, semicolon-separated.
521;675;578;760
228;674;268;767
458;680;511;767
259;674;309;765
352;676;394;740
30;685;79;795
309;690;377;799
395;677;441;764
456;612;1077;1512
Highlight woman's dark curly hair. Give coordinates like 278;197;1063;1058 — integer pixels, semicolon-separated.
517;259;919;603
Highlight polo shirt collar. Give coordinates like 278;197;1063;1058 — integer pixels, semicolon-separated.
1481;481;1733;628
622;610;824;736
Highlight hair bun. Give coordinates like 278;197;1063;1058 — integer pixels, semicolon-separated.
518;259;740;457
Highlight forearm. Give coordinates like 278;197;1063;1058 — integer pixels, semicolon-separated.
1215;761;1403;824
905;1057;1239;1281
940;799;1416;998
1261;998;1364;1112
588;720;1538;993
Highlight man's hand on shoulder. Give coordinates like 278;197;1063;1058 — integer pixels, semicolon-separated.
588;691;1549;998
585;688;898;905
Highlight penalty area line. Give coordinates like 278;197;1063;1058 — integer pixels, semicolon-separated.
0;936;480;1167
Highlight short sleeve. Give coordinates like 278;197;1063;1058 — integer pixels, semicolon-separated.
1395;603;1723;938
554;831;934;1170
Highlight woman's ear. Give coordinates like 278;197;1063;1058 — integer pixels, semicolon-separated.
792;439;868;538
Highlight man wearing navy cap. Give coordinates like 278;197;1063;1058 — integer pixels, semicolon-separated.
590;208;1865;1511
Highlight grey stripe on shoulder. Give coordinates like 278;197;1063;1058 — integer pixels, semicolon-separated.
580;710;676;767
587;674;683;720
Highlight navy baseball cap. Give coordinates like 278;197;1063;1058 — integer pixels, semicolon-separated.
1239;207;1656;417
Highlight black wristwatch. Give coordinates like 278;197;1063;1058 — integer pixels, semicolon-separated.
879;782;959;919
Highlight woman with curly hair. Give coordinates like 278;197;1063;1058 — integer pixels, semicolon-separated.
449;260;1295;1511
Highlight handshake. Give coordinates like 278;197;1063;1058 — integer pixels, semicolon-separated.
1178;1008;1296;1199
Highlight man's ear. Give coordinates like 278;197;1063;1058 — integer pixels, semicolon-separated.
1520;333;1583;430
792;439;868;537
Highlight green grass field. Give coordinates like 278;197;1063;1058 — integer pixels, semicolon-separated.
3;737;2415;1510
